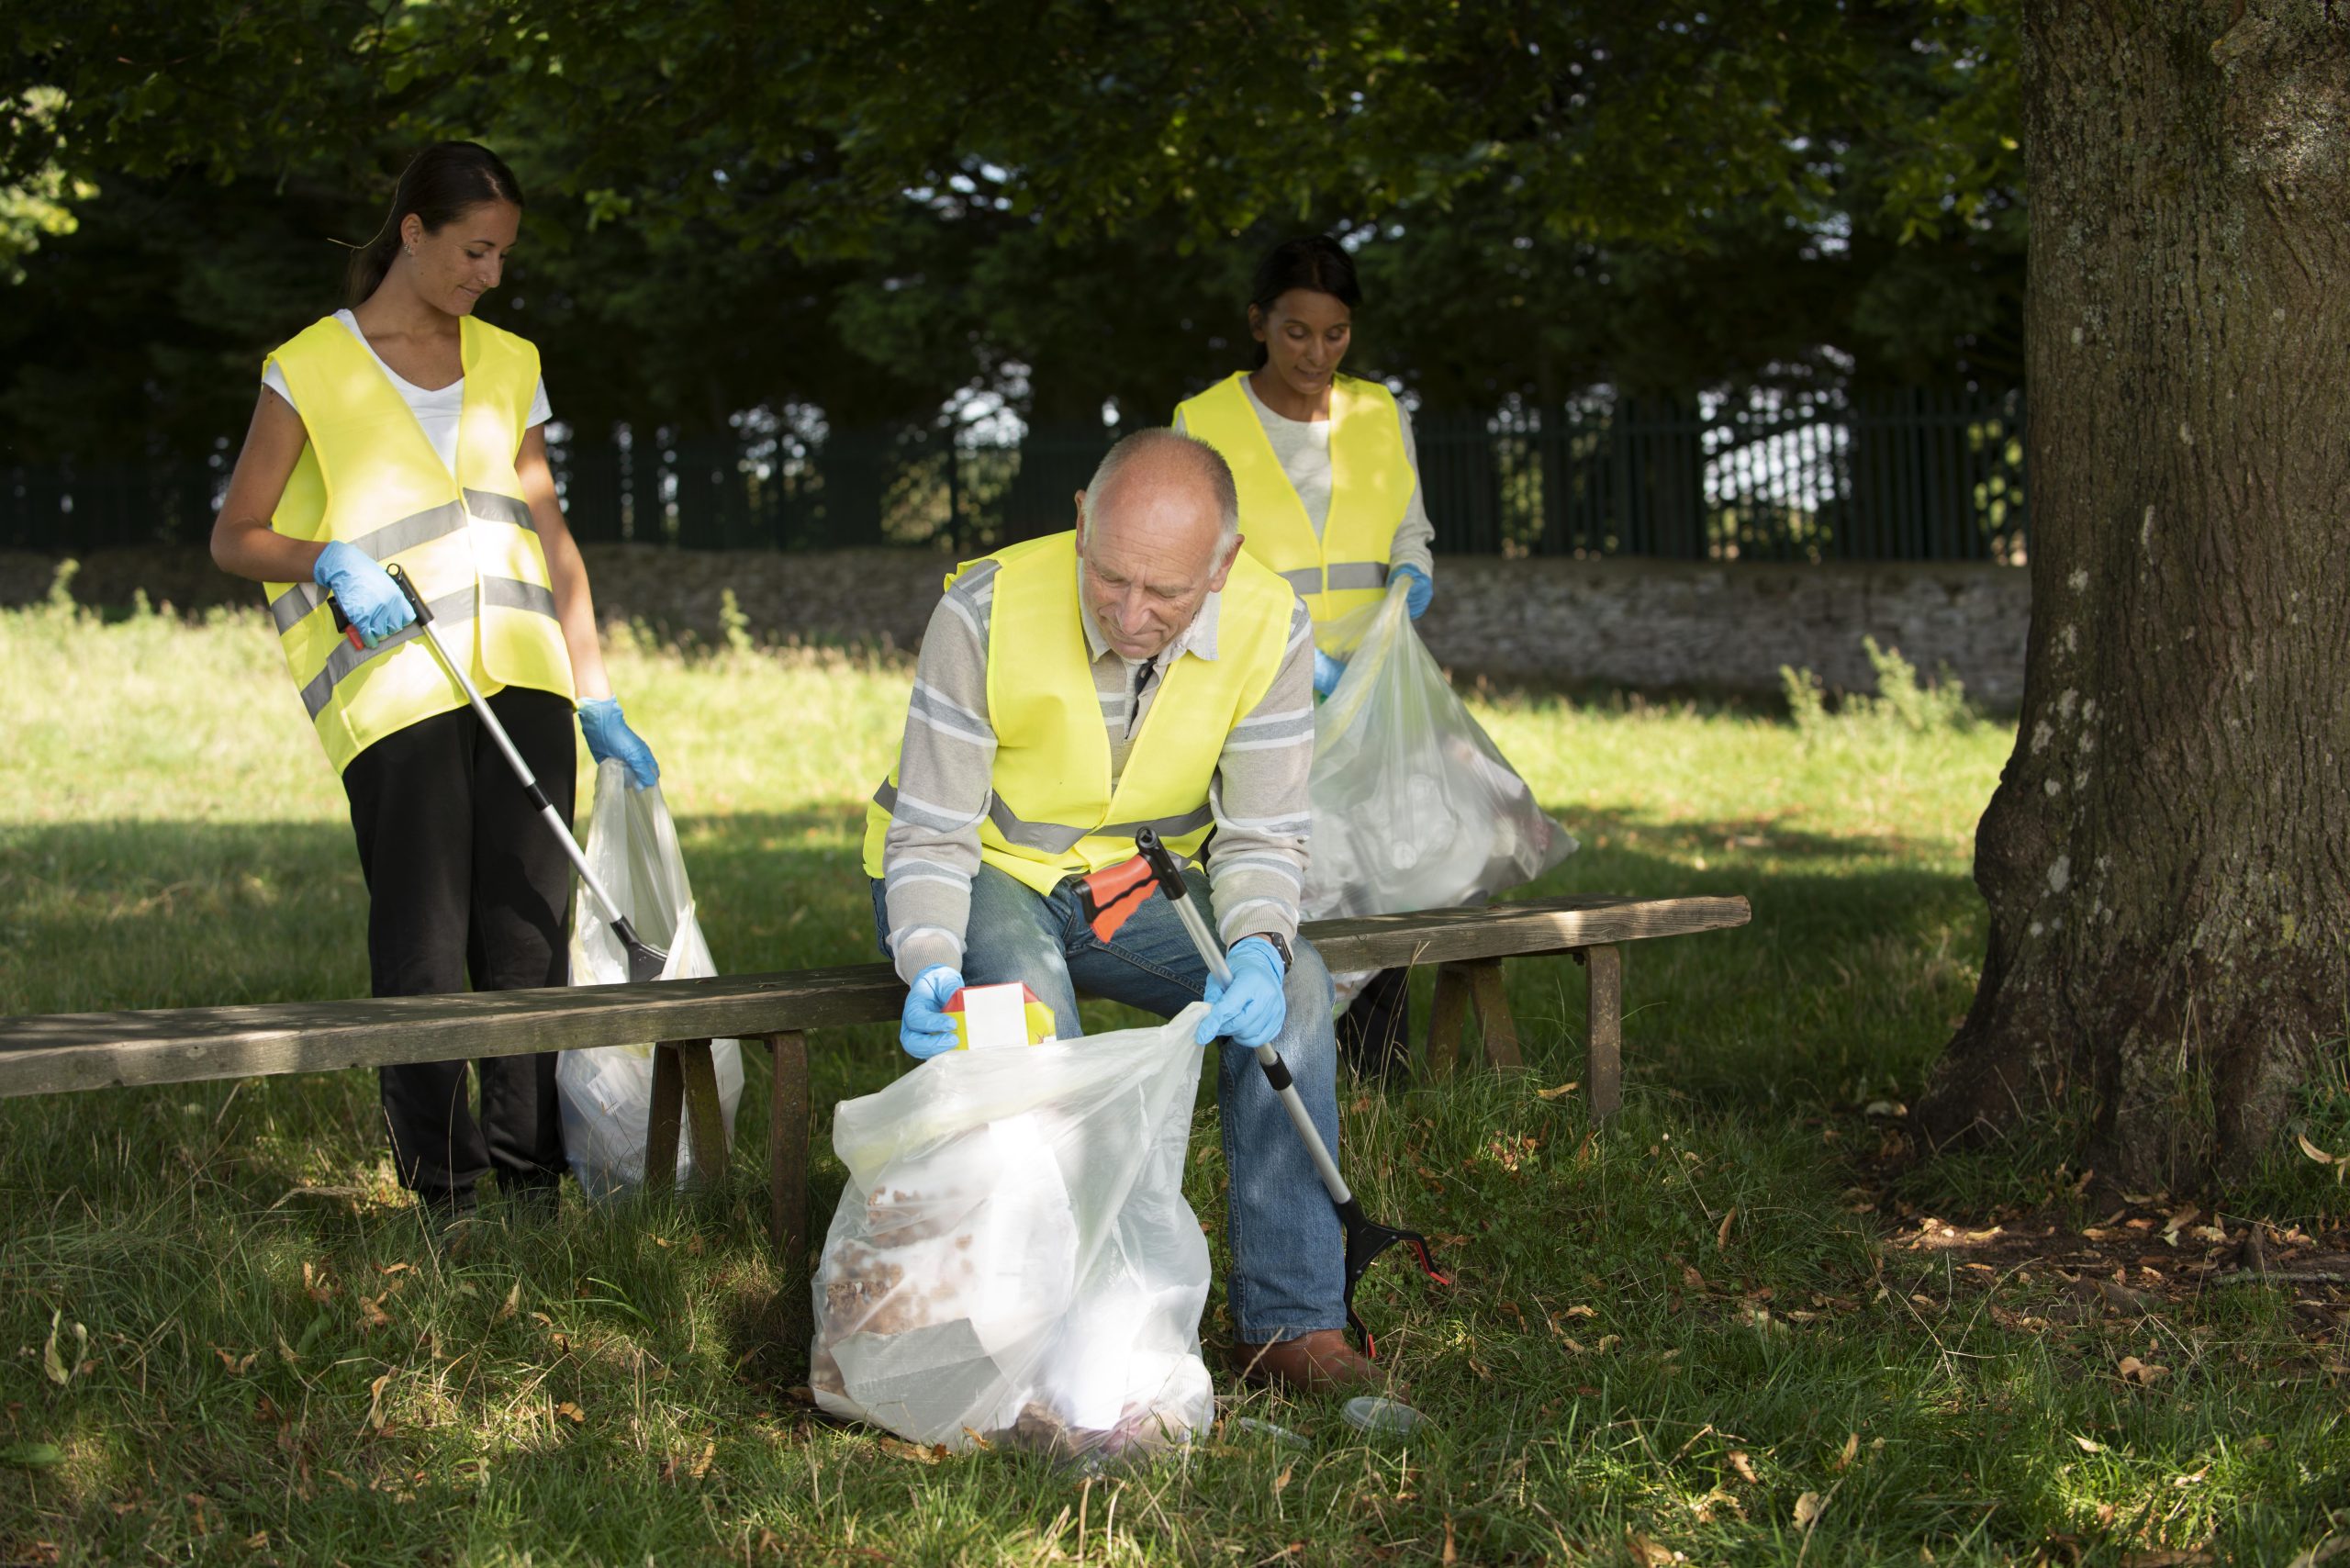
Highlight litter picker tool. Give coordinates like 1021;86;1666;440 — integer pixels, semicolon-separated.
335;566;669;984
1084;829;1449;1358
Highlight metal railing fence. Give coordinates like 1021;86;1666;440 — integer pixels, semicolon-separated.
2;386;2024;563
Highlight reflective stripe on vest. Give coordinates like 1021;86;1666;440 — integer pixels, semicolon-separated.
1174;370;1415;641
258;315;574;774
859;531;1296;897
869;778;1215;857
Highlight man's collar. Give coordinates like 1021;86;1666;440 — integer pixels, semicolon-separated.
1077;556;1222;665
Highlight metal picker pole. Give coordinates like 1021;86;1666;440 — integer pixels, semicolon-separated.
1135;828;1352;1206
382;566;668;983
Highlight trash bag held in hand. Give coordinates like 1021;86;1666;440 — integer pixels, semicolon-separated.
811;1006;1216;1462
557;758;744;1196
1304;583;1576;926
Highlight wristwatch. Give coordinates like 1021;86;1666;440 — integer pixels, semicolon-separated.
1241;931;1293;972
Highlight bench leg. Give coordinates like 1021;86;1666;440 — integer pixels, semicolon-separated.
644;1039;728;1193
1583;944;1623;1121
766;1032;809;1273
765;1031;812;1354
1463;958;1524;1070
644;1043;684;1195
1426;963;1472;1077
675;1038;730;1187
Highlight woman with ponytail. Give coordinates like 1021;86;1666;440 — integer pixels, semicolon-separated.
210;141;658;1243
1174;235;1438;1081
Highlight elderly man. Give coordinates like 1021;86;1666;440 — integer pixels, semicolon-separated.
859;428;1380;1392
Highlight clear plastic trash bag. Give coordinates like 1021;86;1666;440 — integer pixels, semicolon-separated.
1304;584;1577;999
558;758;744;1197
811;1005;1216;1462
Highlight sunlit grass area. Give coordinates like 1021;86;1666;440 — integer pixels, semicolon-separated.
2;590;2342;1565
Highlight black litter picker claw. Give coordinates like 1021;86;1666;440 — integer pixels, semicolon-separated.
1337;1197;1451;1360
1130;827;1449;1358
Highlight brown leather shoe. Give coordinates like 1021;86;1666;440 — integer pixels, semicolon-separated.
1228;1329;1399;1394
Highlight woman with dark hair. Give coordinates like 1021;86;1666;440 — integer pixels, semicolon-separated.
210;140;657;1242
1174;235;1437;1080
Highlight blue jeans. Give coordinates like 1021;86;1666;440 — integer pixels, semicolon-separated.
872;865;1346;1344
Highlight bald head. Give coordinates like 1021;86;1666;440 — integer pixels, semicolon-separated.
1073;430;1246;662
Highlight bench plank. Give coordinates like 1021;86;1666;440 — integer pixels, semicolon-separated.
0;894;1749;1098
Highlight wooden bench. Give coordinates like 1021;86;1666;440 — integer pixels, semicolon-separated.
0;893;1748;1300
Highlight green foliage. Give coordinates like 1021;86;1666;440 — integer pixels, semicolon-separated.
1784;635;1978;742
2;0;2024;455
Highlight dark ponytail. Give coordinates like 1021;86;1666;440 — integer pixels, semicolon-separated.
1248;235;1363;368
344;141;525;307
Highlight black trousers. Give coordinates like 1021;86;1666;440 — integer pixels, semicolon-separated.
1337;967;1413;1081
341;687;576;1201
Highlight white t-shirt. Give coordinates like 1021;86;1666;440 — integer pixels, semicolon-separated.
263;309;552;478
1174;376;1436;577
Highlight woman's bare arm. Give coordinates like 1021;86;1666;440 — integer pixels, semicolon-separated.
211;388;326;584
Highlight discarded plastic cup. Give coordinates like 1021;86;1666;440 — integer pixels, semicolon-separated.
1340;1395;1426;1438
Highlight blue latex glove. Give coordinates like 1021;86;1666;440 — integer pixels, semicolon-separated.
313;541;414;647
1393;564;1434;619
1195;936;1288;1048
577;696;660;789
1312;648;1346;698
901;965;965;1060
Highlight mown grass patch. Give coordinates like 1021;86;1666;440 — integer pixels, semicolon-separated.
2;597;2344;1565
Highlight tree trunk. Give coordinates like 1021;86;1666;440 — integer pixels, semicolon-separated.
1915;1;2350;1190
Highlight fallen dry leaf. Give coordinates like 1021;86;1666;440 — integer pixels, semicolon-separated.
1625;1530;1675;1567
2073;1434;2107;1453
554;1402;585;1425
1831;1432;1858;1473
1794;1491;1824;1529
1728;1450;1760;1484
2298;1134;2335;1166
1563;1304;1597;1319
1717;1208;1737;1250
1441;1516;1458;1566
1534;1081;1582;1101
1272;1463;1292;1496
877;1437;942;1464
365;1372;393;1430
2117;1355;2168;1385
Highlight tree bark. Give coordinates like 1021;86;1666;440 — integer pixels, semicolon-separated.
1916;1;2350;1189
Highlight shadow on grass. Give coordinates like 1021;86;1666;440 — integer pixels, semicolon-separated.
2;801;1987;1198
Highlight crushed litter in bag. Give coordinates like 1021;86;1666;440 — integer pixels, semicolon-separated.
557;758;744;1196
1304;585;1577;1004
811;1005;1216;1462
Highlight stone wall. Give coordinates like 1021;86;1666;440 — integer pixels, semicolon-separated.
0;544;2031;705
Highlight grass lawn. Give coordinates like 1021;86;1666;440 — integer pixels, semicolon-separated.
1;588;2344;1565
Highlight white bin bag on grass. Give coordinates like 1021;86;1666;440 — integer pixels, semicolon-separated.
811;1006;1216;1462
558;758;744;1196
1305;585;1578;1002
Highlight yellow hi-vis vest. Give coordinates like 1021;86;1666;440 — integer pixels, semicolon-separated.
261;315;575;774
859;530;1295;897
1174;370;1416;638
